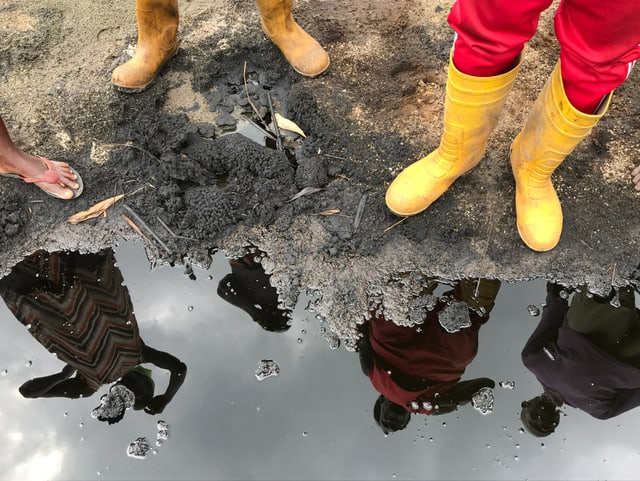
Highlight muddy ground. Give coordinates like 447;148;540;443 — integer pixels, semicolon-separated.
0;0;639;343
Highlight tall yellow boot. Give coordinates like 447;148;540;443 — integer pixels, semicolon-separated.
256;0;329;77
112;0;179;91
510;62;611;252
385;57;520;216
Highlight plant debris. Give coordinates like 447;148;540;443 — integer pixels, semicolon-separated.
67;194;124;224
274;113;306;138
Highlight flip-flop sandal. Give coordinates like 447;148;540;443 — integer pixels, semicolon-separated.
0;156;84;199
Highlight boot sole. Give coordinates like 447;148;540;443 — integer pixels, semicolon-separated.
385;203;428;218
291;57;330;78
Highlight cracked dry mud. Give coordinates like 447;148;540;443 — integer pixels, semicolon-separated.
0;0;639;344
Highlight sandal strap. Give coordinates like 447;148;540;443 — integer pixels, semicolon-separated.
21;157;62;185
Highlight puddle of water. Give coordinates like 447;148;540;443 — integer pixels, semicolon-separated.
0;241;639;480
234;118;273;147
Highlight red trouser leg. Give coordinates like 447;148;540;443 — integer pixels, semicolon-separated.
447;0;553;77
448;0;640;113
555;0;640;113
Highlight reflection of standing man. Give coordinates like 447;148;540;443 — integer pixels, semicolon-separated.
358;278;501;434
0;249;186;424
521;284;640;437
217;251;291;333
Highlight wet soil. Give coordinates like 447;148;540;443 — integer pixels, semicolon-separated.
0;0;639;343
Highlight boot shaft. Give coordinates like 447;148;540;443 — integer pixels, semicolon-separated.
135;0;179;51
256;0;294;35
512;61;611;191
436;57;521;171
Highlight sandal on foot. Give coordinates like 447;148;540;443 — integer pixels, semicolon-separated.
0;156;84;199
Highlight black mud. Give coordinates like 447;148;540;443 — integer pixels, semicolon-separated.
0;0;638;342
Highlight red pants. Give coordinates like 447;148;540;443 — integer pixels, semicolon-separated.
448;0;640;113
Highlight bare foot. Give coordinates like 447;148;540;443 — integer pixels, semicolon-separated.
0;153;81;199
633;165;640;192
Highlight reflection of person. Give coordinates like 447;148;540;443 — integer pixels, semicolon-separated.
385;0;640;252
217;251;291;332
0;117;83;200
358;278;501;434
112;0;330;91
521;283;640;437
0;249;186;424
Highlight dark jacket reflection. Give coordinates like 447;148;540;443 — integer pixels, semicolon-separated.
521;283;640;436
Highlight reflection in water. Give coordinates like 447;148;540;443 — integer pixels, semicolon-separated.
521;283;640;436
1;243;640;478
0;249;186;425
217;250;292;333
358;278;501;434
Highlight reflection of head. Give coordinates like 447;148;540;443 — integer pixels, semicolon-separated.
92;367;155;424
373;395;411;434
520;395;561;437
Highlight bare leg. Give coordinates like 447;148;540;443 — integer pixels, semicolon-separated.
0;117;80;199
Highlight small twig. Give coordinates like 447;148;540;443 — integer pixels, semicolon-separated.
580;239;594;251
383;216;409;233
353;193;368;232
611;263;618;285
243;61;262;121
122;204;172;254
155;215;198;241
287;186;323;203
323;153;348;161
156;216;177;237
266;91;283;152
122;214;156;248
481;208;495;258
125;185;147;197
316;209;341;216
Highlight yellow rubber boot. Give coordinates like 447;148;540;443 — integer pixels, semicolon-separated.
510;62;611;252
256;0;330;77
385;56;521;217
112;0;179;91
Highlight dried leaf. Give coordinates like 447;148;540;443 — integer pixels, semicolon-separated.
287;187;322;203
318;209;340;216
275;112;306;138
68;194;124;224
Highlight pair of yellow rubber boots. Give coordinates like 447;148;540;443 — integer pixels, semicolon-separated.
112;0;330;90
385;58;611;252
